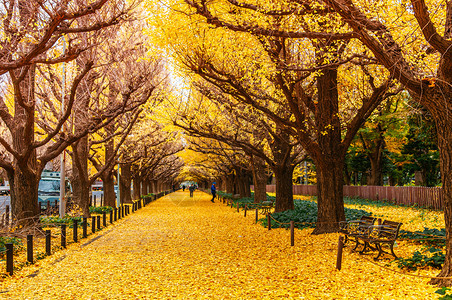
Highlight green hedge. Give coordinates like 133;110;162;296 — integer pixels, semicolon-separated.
260;199;372;229
89;206;114;214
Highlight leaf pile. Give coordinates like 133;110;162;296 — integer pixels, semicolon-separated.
0;190;443;299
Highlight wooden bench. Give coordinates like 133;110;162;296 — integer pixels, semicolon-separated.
355;220;403;259
245;201;275;215
339;215;377;245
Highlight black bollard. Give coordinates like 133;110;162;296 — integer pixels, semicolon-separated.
114;208;117;221
45;230;51;256
267;214;271;230
27;234;33;263
92;216;96;233
61;224;66;248
83;217;87;238
290;221;295;246
103;212;106;227
336;236;344;271
244;205;247;217
255;208;259;224
110;211;113;224
73;220;78;243
6;243;13;275
97;215;101;230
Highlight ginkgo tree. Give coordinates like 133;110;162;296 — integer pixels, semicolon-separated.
150;0;398;233
321;0;452;286
0;0;139;225
172;82;305;208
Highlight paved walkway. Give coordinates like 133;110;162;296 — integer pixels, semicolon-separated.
0;191;438;299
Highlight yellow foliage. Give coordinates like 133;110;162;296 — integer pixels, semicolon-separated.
0;192;443;299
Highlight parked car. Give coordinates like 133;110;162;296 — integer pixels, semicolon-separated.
38;170;71;209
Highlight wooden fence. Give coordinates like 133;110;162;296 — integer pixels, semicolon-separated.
257;185;444;210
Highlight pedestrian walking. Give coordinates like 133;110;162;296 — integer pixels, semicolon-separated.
189;184;195;197
210;182;216;203
182;185;185;191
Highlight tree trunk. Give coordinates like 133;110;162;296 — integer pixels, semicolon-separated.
244;173;251;197
120;163;132;204
102;170;116;207
132;173;141;200
143;178;149;194
12;166;40;225
11;66;40;226
311;67;345;234
344;166;351;186
226;175;234;194
368;131;384;186
152;180;157;193
369;156;383;186
251;156;267;203
429;102;452;286
312;157;346;234
72;136;90;217
273;165;294;212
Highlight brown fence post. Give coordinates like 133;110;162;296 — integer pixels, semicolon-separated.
45;230;51;256
92;216;96;233
290;221;295;246
83;217;87;238
61;224;66;248
73;220;78;243
244;205;247;217
27;234;33;263
237;202;239;213
336;236;344;271
6;243;13;275
267;214;271;230
255;208;258;224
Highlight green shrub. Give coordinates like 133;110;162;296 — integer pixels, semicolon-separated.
396;247;444;270
217;191;233;199
40;215;83;227
260;199;372;229
399;227;445;247
232;194;275;208
141;193;154;199
436;287;452;299
89;206;113;214
0;236;23;254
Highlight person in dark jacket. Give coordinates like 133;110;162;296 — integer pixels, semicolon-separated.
210;182;216;203
189;184;195;197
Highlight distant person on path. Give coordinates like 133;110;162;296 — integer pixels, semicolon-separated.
182;185;185;191
189;184;195;197
210;182;216;203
